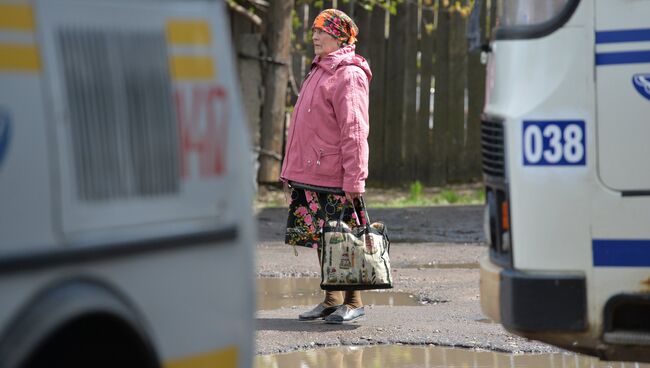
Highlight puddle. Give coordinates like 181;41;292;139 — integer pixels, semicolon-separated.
402;262;480;270
257;278;424;310
255;345;650;368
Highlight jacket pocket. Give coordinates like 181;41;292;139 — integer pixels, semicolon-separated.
310;145;342;177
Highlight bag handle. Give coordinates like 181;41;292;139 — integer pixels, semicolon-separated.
350;197;371;230
333;196;367;230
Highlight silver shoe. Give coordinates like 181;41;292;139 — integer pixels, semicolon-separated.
298;304;341;320
324;305;365;324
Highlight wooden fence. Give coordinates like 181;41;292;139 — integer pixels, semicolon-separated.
231;0;494;187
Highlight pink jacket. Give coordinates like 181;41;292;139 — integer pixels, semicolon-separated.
280;45;372;193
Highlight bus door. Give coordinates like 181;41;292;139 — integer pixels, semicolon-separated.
593;0;650;348
594;0;650;192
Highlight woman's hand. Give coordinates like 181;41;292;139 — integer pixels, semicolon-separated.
283;181;291;206
346;191;363;225
345;191;362;203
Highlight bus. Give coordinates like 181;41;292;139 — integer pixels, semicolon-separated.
0;0;255;367
479;0;650;363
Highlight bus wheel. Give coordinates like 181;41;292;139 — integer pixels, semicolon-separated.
22;313;160;368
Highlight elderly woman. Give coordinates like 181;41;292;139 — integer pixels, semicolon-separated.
281;9;372;324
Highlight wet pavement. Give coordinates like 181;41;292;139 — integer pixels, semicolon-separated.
255;242;541;356
258;278;424;310
255;345;650;368
255;205;649;367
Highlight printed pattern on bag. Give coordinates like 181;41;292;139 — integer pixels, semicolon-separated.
321;221;392;290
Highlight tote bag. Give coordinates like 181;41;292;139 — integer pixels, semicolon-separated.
319;198;392;291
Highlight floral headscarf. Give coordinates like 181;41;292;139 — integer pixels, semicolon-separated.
313;9;359;45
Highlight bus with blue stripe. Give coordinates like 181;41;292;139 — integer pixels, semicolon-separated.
478;0;650;363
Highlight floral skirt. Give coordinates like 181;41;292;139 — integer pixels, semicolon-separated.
285;187;359;249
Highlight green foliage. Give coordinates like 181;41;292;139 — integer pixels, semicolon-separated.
423;0;475;18
439;190;459;204
423;22;434;35
371;186;485;208
475;188;486;203
255;185;485;209
291;9;301;30
440;0;475;17
357;0;404;14
231;0;475;28
408;180;423;201
281;0;405;15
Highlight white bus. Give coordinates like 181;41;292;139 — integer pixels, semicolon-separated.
0;0;255;367
479;0;650;363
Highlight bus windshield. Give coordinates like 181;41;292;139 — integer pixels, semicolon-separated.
496;0;573;28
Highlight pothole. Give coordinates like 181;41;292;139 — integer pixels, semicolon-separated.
255;345;650;368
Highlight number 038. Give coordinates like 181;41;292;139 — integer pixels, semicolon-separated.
522;120;586;166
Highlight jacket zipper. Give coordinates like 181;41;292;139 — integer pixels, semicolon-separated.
307;71;327;113
284;68;320;172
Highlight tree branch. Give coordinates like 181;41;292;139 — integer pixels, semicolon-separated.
226;1;263;27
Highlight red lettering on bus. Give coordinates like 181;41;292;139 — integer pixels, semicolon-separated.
175;85;229;178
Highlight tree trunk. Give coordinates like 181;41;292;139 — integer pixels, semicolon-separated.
258;0;294;183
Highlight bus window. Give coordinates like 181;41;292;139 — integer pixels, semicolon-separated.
494;0;581;39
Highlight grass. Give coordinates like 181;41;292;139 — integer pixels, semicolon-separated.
370;183;484;208
255;182;485;209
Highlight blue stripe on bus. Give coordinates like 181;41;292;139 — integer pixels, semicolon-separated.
595;50;650;65
596;28;650;44
593;239;650;267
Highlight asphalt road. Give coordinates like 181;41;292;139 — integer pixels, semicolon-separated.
257;205;486;244
255;205;558;356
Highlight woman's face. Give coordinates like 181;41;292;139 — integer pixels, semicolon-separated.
312;28;340;57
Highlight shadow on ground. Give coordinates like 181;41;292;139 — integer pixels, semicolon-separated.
257;317;362;332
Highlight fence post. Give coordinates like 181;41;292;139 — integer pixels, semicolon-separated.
446;10;468;183
383;4;409;186
366;7;387;186
419;4;436;185
464;0;488;182
431;6;451;186
403;1;420;184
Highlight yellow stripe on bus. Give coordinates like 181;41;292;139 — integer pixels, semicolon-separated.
0;44;40;71
166;19;211;46
0;4;35;31
164;346;238;368
169;55;215;80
